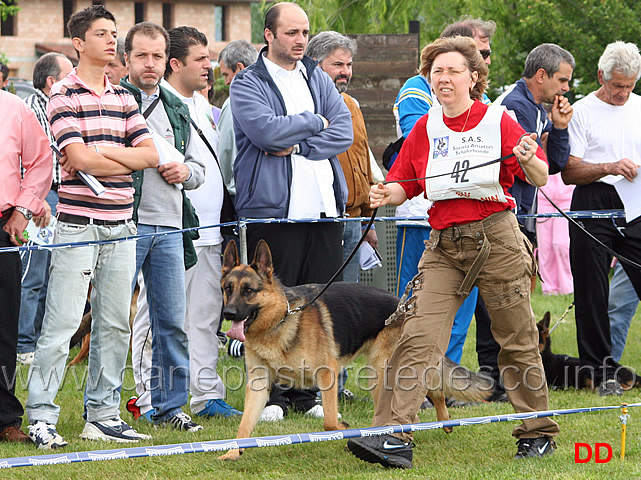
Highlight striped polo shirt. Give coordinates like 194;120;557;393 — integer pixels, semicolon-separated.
48;68;151;220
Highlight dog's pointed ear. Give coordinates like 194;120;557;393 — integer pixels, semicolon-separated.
542;311;551;330
251;239;274;280
222;240;240;276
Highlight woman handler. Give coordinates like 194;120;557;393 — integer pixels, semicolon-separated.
347;36;559;468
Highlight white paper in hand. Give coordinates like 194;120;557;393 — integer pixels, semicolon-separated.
614;175;641;223
359;242;383;270
150;130;185;190
25;216;56;246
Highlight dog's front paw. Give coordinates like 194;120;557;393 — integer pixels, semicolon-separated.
218;448;243;461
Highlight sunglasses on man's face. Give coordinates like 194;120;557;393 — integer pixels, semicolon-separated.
479;49;492;60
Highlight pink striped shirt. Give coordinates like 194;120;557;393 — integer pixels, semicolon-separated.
48;68;151;220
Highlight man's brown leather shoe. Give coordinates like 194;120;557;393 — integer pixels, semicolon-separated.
0;425;32;444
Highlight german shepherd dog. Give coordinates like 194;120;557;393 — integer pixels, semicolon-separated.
218;239;493;461
537;312;638;390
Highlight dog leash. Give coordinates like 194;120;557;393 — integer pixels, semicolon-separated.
287;138;641;316
287;147;534;316
286;208;378;316
515;156;641;272
548;301;575;335
385;137;641;272
286;150;520;316
384;153;515;185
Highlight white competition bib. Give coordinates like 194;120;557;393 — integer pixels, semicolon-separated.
425;105;506;203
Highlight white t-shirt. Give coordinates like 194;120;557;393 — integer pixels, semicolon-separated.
162;80;224;246
569;92;641;185
263;55;336;219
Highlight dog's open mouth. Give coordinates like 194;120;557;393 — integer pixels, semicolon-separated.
226;309;258;343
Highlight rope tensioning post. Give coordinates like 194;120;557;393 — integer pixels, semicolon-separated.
620;403;630;461
1;403;639;468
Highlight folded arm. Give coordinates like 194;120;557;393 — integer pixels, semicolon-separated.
62;139;158;176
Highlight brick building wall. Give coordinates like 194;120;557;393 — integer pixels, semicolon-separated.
0;0;252;79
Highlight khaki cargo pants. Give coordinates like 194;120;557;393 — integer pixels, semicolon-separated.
373;209;560;441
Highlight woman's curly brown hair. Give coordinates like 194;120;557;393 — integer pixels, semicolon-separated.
419;36;489;101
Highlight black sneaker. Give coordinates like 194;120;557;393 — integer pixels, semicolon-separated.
338;389;356;402
486;389;509;403
420;396;434;409
347;434;413;468
159;412;203;432
598;379;623;396
515;436;556;458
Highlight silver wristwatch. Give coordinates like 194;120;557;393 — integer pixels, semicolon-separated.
15;206;33;221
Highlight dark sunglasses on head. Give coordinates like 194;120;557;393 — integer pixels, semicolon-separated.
479;49;492;60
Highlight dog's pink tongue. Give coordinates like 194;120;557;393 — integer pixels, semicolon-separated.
226;321;246;342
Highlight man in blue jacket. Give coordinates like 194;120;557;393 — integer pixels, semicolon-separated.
495;43;575;240
230;1;352;420
231;1;352;287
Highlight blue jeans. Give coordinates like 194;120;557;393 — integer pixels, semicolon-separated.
17;189;58;353
133;224;189;422
342;220;362;283
26;219;137;425
396;225;478;364
609;261;639;362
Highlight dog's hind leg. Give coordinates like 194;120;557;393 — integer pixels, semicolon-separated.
426;390;453;434
318;358;349;431
68;332;91;366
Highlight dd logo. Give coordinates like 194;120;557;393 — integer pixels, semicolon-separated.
574;443;613;463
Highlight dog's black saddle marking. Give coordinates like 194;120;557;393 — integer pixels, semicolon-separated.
287;282;400;358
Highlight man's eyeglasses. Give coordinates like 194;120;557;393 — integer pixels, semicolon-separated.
479;49;492;60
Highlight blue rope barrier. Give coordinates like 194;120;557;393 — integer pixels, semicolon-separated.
0;210;627;254
1;402;638;468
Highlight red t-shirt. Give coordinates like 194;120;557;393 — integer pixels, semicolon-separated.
387;101;547;229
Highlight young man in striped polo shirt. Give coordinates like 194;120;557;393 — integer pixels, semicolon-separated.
26;5;158;449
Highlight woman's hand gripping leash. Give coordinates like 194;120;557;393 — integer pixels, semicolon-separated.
514;132;548;187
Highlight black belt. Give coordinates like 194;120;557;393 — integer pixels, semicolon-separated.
58;213;130;226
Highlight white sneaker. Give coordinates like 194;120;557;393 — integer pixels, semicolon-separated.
17;352;35;365
28;421;68;450
259;405;284;422
305;404;341;419
80;417;152;443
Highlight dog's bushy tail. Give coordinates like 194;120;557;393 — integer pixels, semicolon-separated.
428;357;495;402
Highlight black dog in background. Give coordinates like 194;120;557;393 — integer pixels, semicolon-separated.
537;312;639;390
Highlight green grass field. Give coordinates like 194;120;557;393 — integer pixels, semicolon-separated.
4;286;641;479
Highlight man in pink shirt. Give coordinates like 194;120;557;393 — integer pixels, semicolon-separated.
0;89;52;444
25;5;158;449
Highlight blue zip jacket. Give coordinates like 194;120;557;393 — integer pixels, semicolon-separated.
230;47;352;218
496;78;570;216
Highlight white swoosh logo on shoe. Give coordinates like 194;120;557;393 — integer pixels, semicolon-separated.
383;440;407;450
537;442;549;455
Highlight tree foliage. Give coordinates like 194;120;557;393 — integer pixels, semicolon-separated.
1;0;20;65
0;0;19;21
255;0;641;99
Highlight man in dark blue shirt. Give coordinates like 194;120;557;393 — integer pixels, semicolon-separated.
496;43;575;241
